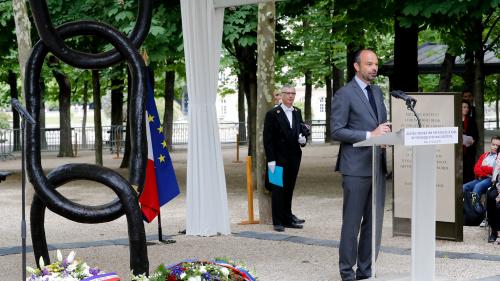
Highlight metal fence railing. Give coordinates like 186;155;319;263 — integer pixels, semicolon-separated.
6;118;500;159
309;120;327;142
0;122;250;159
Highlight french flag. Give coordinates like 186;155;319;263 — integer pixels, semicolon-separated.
139;73;180;223
82;272;121;281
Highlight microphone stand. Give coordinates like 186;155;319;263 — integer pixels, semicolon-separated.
405;99;421;128
11;98;35;281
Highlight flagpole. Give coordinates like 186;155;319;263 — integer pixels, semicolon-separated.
157;212;163;241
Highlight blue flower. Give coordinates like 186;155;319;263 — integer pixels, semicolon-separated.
89;267;101;275
202;272;211;280
171;266;183;277
41;268;50;276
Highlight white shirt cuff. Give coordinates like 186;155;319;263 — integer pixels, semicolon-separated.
366;131;371;140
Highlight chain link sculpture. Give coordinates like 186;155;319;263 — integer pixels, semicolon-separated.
25;0;153;275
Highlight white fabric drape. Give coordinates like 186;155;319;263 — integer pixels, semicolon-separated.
181;0;230;236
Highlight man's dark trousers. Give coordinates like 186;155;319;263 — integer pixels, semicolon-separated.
271;155;301;226
339;169;386;281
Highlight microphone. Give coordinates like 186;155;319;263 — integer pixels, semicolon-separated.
11;98;36;125
390;90;416;103
391;90;421;127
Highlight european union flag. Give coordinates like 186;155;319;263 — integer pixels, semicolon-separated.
139;73;180;222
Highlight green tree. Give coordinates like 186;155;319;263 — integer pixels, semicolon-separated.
402;0;500;154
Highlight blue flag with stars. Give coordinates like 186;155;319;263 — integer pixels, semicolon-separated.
139;72;180;222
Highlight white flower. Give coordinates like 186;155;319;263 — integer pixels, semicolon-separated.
130;273;150;281
66;251;76;263
180;272;187;279
187;277;201;281
38;256;45;269
199;266;207;273
56;250;63;262
66;262;77;273
26;266;37;274
220;267;230;277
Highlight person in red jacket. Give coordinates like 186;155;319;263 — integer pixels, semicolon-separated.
463;136;500;207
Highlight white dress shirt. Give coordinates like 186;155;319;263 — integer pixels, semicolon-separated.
280;104;294;128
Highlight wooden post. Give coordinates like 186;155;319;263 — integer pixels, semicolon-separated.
239;156;259;224
73;131;78;157
233;133;242;163
114;126;121;159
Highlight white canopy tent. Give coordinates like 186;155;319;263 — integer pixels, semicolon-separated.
180;0;277;236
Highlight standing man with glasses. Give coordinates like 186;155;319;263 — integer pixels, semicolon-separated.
264;85;308;232
331;49;391;281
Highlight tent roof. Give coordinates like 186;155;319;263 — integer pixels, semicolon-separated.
379;42;500;76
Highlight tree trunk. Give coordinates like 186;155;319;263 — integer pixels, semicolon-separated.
463;50;475;92
92;70;103;165
53;69;74;157
163;69;175;151
256;2;275;225
246;70;258;193
7;70;20;151
474;47;485;157
82;79;88;148
304;71;312;123
465;17;485;158
393;15;418;92
120;69;132;168
12;0;33;207
438;52;455;92
12;0;31;95
328;65;344;143
303;19;312;123
111;76;124;152
346;42;357;82
236;45;257;158
237;72;247;142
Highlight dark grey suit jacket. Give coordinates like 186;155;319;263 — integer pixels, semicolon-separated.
330;78;387;177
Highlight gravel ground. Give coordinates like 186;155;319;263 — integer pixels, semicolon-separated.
0;143;499;281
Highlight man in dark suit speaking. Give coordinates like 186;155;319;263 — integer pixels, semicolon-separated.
331;49;391;281
264;85;307;232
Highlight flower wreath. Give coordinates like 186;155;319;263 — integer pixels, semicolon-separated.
26;250;119;281
132;259;256;281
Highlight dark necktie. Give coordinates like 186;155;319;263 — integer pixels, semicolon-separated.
366;85;378;119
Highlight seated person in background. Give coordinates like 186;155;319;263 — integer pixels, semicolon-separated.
463;136;500;209
486;187;500;243
462;100;479;183
487;153;500;242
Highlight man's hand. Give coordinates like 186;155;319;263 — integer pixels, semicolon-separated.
298;133;306;145
370;122;391;137
268;161;276;173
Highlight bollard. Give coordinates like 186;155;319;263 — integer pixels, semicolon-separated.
233;133;242;163
114;126;121;159
239;156;259;225
73;132;78;157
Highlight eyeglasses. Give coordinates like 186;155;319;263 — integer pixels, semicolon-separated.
282;91;296;95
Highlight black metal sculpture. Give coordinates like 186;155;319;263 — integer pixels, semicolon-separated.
25;0;152;275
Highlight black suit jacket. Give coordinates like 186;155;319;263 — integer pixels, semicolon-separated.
263;105;305;166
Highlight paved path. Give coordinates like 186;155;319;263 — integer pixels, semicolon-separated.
1;144;500;280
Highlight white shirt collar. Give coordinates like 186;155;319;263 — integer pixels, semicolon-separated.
354;75;369;91
280;104;294;112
